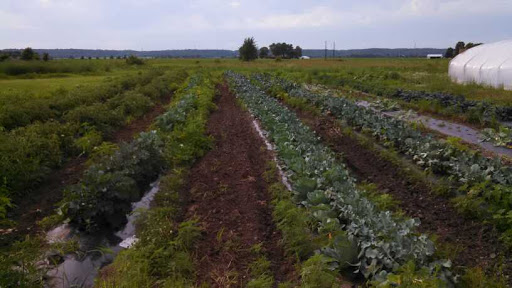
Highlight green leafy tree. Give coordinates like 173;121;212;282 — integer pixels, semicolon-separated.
269;42;302;58
21;47;38;60
444;47;454;58
294;46;303;58
42;52;50;61
239;37;258;61
454;41;465;56
465;42;482;50
259;47;269;58
269;43;293;58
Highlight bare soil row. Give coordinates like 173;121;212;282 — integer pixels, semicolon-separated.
182;83;296;287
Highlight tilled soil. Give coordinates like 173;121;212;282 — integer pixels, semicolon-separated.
291;107;512;281
1;95;173;246
184;83;296;287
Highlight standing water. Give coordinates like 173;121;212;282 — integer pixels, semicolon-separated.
46;181;160;288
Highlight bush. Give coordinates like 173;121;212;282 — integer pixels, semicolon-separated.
126;55;144;65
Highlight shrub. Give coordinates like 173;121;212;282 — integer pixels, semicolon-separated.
126;55;144;65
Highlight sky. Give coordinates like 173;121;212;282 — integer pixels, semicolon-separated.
1;0;512;50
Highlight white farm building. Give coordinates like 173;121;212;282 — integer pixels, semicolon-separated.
427;54;443;59
449;40;512;90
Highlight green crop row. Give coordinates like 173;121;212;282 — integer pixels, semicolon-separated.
96;72;217;287
0;69;188;222
64;72;214;231
254;73;512;248
0;72;217;288
226;71;453;285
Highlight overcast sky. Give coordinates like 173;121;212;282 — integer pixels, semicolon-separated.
2;0;511;50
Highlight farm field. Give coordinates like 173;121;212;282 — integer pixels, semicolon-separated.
1;58;512;288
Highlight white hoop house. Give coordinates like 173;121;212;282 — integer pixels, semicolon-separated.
449;40;512;90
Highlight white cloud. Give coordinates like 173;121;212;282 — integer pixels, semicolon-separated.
1;0;511;49
229;1;241;8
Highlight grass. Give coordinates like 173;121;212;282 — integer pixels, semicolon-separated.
0;70;141;98
2;58;511;105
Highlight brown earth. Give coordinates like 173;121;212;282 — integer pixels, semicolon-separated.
289;105;512;281
1;95;173;246
183;83;296;287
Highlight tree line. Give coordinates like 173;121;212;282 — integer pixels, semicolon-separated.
239;37;303;61
0;47;50;62
444;41;482;58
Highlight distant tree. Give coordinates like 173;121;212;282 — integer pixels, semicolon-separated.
88;56;92;60
454;41;465;56
126;55;145;65
238;37;258;61
444;47;454;58
42;52;50;61
110;55;114;59
21;47;38;60
0;53;9;62
80;56;85;60
452;41;483;57
294;46;302;58
259;47;269;58
465;42;482;50
269;43;300;58
116;56;122;59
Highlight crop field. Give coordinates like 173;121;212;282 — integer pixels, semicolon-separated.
1;58;512;288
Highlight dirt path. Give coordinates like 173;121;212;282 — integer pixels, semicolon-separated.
1;95;173;246
289;106;512;281
183;83;295;287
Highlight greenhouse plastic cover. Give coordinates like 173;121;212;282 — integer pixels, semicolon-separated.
449;40;512;90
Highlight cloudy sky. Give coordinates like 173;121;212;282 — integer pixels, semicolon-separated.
1;0;511;50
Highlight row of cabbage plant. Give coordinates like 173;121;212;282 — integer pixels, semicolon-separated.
64;73;212;232
226;71;453;284
253;73;512;247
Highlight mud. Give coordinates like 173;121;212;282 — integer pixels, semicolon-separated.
184;83;296;287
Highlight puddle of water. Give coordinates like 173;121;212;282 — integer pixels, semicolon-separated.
46;181;160;288
356;101;512;158
252;119;293;192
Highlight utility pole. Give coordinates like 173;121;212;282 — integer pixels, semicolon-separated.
333;41;335;58
324;41;327;60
